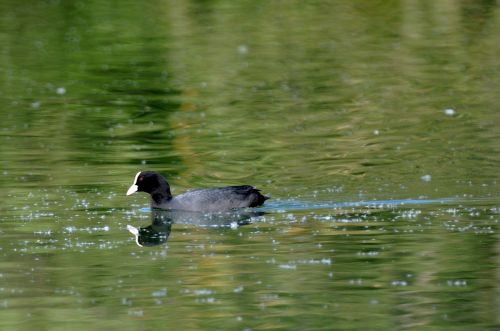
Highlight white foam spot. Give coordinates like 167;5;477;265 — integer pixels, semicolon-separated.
194;289;214;296
233;286;244;293
444;108;455;116
391;280;408;286
128;309;143;317
278;264;296;270
421;174;432;182
237;45;248;54
152;288;167;297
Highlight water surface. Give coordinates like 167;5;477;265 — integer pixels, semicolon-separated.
0;1;499;330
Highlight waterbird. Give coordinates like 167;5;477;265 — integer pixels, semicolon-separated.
126;171;269;212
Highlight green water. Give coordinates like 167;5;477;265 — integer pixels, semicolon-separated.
0;1;499;330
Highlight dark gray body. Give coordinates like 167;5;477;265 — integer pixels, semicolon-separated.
153;186;267;212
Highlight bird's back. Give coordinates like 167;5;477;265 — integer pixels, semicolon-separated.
155;185;268;212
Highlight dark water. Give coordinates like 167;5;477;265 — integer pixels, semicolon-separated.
0;1;499;330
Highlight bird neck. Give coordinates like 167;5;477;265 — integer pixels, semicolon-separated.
151;187;172;204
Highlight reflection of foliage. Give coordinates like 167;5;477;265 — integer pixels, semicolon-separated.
0;0;186;189
0;1;498;194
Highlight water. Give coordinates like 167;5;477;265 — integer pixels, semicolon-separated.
0;1;499;330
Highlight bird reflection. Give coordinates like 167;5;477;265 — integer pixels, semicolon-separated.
127;209;264;247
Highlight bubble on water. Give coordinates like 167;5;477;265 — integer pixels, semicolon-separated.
447;279;467;287
121;297;132;306
321;258;331;265
56;87;66;95
31;101;41;108
34;229;52;236
279;264;296;270
194;289;214;296
64;226;77;233
373;129;380;135
444;108;455;116
349;279;363;285
390;280;408;286
421;174;432;182
233;286;244;293
152;288;167;297
237;44;248;54
128;309;143;317
357;251;379;257
141;160;147;165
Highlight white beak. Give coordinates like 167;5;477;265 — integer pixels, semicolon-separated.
126;171;142;196
126;184;138;195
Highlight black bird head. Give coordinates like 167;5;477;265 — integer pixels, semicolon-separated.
126;171;171;199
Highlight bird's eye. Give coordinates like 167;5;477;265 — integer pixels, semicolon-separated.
138;176;143;182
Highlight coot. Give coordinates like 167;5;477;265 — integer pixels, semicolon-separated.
126;171;269;212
